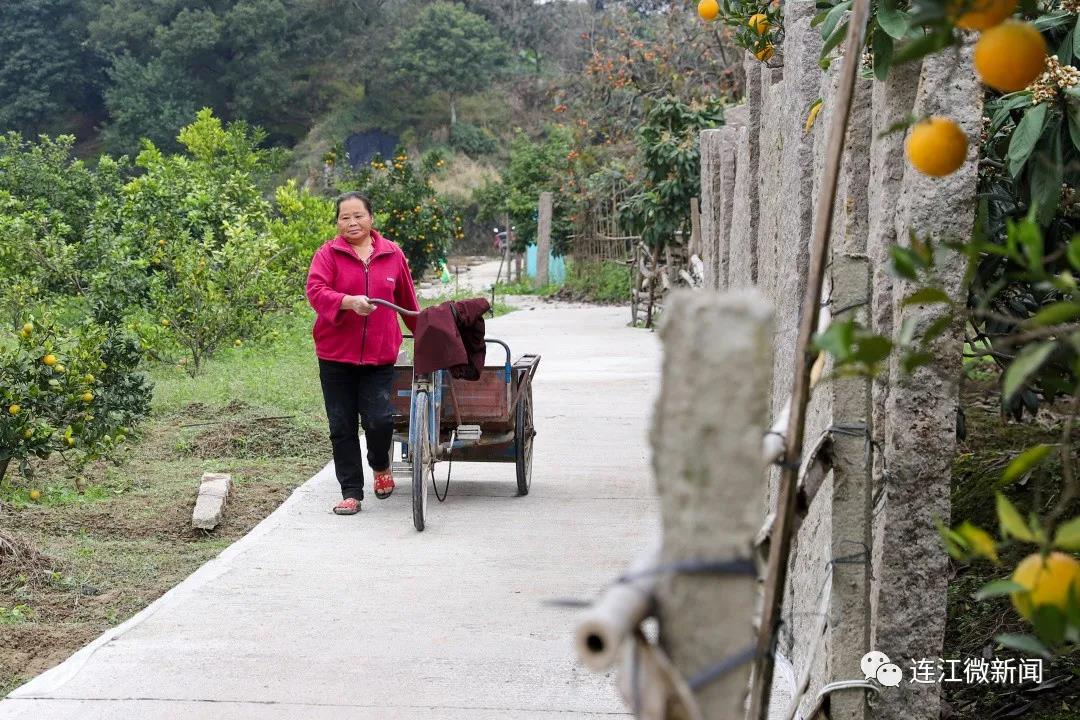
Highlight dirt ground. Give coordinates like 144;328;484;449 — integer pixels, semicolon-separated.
0;401;328;696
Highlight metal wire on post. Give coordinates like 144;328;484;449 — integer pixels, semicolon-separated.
746;0;874;716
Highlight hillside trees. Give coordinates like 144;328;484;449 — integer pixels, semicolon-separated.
87;0;389;152
0;0;104;135
387;2;511;129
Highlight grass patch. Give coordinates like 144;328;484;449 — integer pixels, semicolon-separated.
419;287;516;317
554;260;630;304
0;307;331;695
943;380;1080;718
493;277;559;297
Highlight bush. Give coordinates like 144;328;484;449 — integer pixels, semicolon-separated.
566;260;630;303
0;317;152;483
112;110;296;373
450;123;498;158
341;148;462;278
268;179;336;289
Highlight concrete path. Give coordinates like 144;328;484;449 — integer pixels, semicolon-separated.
416;256;510;299
0;300;661;719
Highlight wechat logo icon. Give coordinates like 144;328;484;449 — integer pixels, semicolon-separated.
862;651;902;688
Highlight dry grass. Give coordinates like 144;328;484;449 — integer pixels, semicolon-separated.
430;153;501;203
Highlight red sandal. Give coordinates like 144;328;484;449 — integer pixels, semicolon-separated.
374;470;395;500
333;498;361;515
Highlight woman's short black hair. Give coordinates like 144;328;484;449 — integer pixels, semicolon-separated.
335;191;373;219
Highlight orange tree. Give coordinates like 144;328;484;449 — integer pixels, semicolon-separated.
789;0;1080;655
341;148;462;279
0;315;151;485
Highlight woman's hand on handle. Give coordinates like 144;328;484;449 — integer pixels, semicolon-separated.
342;294;376;316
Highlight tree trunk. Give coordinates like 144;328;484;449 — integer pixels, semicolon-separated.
450;96;457;127
0;455;10;483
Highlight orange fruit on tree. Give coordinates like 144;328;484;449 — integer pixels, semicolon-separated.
1010;551;1080;620
42;354;57;366
81;391;94;403
698;0;720;21
950;0;1017;30
905;117;968;177
8;404;20;415
755;44;775;61
749;13;770;34
21;322;33;335
974;21;1047;93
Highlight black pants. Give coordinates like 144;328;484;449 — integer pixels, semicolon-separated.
318;360;395;501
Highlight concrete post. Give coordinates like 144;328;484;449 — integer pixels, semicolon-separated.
652;288;773;716
537;192;553;287
870;49;982;720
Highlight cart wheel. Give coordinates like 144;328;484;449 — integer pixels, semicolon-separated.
515;384;534;496
411;391;430;531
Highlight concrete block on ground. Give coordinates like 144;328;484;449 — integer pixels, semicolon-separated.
192;473;232;530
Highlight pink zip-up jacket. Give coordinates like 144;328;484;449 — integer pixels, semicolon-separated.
306;231;420;365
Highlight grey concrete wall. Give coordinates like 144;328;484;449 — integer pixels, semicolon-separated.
700;13;979;720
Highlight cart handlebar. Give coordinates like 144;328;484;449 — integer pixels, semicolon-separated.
369;297;420;317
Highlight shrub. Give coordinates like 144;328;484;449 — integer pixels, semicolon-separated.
0;316;152;483
341;148;462;278
450;123;498;157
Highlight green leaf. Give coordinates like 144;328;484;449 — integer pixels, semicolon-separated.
872;24;894;81
937;518;970;559
1069;99;1080;153
877;6;911;38
1075;14;1080;57
821;20;850;60
1029;302;1080;326
890;245;927;280
1053;516;1080;551
1059;29;1075;65
892;28;952;66
997;493;1037;543
1003;444;1055;484
957;522;1000;563
1029;126;1064;225
901;350;933;373
921;313;955;346
820;0;853;40
995;633;1052;659
975;579;1026;600
877;114;918;138
1032;10;1072;31
902;287;952;307
814;319;855;361
1032;605;1067;646
1003;341;1056;401
853;335;893;365
1007;104;1049;177
1069;236;1080;271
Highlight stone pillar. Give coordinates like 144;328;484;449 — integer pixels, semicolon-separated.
652;288;773;717
870;49;982;720
700;130;725;289
727;56;763;288
866;65;921;511
537;191;553;287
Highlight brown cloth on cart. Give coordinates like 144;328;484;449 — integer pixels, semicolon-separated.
413;298;491;380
